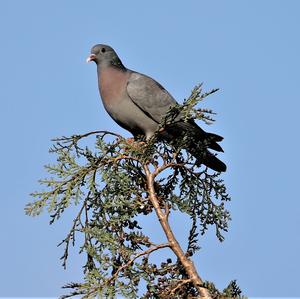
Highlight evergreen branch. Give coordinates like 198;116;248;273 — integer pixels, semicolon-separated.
58;196;88;269
108;243;169;283
169;278;192;297
186;215;200;257
52;130;122;143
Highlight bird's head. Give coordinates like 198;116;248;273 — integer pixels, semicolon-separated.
86;44;125;69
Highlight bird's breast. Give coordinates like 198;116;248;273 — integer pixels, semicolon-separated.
97;66;158;138
98;67;130;107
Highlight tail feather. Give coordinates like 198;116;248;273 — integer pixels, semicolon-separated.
181;121;224;152
206;140;224;152
199;151;227;172
163;121;227;172
187;144;227;172
207;132;223;142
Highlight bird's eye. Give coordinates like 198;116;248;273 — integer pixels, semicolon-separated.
101;48;106;53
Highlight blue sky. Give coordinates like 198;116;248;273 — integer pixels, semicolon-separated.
1;0;300;297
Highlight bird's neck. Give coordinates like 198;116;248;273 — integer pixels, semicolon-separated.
111;57;126;69
97;57;126;71
97;63;127;87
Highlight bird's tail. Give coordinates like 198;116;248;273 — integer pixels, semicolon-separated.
163;121;227;172
191;126;226;172
205;132;224;152
185;139;226;172
196;149;227;172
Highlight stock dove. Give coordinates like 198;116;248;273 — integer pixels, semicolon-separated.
87;44;226;172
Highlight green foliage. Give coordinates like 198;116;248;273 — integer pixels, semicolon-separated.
26;85;243;298
204;280;247;299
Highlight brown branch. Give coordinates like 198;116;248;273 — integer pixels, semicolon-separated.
165;201;170;219
143;164;211;299
109;155;141;164
82;244;171;299
108;243;169;283
169;278;192;296
153;161;200;178
52;130;122;142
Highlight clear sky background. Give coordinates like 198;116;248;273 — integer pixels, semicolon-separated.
0;0;299;297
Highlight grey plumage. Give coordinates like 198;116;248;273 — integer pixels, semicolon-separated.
87;44;226;172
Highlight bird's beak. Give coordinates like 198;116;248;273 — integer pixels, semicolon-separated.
86;54;97;63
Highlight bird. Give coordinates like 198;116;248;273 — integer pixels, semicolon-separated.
87;44;226;172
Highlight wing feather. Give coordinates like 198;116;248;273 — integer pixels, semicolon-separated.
126;72;177;123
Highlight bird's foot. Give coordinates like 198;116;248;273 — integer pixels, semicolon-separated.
126;137;135;143
122;138;146;152
125;137;146;146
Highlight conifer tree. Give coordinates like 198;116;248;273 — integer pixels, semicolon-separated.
26;85;244;298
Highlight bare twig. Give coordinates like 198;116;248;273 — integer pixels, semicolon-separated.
52;130;122;142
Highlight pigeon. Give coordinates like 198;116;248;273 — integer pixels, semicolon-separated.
87;44;226;172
